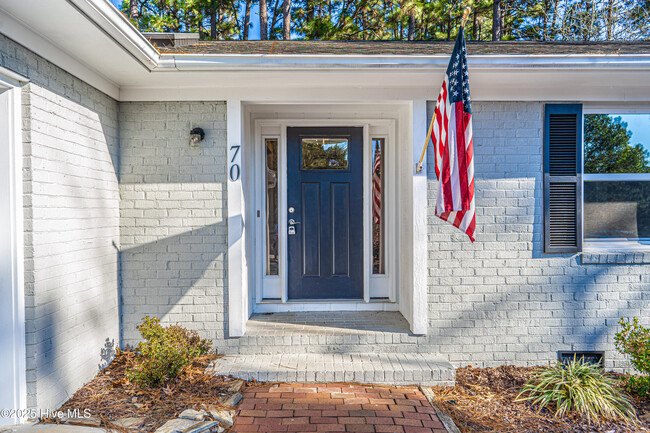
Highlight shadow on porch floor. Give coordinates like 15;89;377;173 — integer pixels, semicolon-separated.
246;311;412;335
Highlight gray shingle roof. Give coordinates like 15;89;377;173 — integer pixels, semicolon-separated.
157;40;650;56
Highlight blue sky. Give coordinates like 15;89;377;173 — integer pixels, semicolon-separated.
617;114;650;151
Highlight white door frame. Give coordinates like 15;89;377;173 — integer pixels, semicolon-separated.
0;67;27;425
252;118;398;313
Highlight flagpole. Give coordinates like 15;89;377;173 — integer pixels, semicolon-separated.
415;6;471;174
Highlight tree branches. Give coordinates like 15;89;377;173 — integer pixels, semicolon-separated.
120;0;650;41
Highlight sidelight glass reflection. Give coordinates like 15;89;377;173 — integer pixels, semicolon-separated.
301;138;349;170
372;138;385;274
265;138;279;275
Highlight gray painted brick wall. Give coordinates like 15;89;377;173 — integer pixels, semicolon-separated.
426;101;650;371
119;101;229;348
0;34;120;409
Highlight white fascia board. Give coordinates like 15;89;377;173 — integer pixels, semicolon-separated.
0;9;120;98
157;53;650;71
66;0;159;69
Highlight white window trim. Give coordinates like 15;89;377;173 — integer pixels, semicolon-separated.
252;118;398;310
0;78;27;425
582;106;650;252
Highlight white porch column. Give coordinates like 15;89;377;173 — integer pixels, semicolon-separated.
411;99;428;335
227;99;248;337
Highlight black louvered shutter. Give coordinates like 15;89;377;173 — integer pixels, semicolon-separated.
544;104;582;253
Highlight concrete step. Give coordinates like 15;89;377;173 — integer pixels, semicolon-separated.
221;311;432;355
207;353;455;386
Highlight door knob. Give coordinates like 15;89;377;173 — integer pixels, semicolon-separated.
288;219;301;225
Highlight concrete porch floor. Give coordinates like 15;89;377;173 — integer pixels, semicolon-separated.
215;312;455;386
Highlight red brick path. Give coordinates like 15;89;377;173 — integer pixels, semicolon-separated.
232;383;448;433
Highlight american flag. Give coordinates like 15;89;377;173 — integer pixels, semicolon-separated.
372;143;382;224
431;28;476;242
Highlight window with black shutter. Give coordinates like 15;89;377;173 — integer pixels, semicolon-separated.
544;104;583;253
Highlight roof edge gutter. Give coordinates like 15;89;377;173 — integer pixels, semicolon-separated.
66;0;159;70
156;53;650;71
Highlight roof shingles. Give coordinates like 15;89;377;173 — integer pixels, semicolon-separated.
157;40;650;56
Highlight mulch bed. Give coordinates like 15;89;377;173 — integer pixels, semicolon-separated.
431;365;650;433
51;349;257;433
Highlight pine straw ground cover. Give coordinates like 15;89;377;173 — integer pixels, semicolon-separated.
431;366;650;433
49;349;258;433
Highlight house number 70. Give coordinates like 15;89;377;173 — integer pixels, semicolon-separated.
229;145;241;181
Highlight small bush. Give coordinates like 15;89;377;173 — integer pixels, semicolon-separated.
516;358;636;424
615;317;650;396
127;316;211;387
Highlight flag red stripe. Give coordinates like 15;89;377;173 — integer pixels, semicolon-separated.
455;103;470;210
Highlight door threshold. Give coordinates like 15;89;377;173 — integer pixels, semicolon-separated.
254;301;399;313
259;298;395;304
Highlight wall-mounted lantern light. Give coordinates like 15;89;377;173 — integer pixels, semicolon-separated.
189;127;205;147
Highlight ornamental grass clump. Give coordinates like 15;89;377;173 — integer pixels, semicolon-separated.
516;358;636;424
127;316;211;387
615;317;650;396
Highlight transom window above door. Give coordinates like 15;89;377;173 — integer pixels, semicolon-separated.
583;112;650;250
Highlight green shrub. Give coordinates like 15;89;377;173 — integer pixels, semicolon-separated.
615;317;650;396
516;358;636;424
127;316;211;387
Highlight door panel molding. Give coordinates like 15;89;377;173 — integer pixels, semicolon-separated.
287;127;363;300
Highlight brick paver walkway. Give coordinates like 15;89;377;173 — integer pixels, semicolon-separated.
232;383;448;433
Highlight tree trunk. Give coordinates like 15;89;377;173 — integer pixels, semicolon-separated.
270;0;282;37
260;0;268;39
550;0;559;39
129;0;139;19
408;11;415;40
282;0;291;39
542;0;548;40
210;7;217;39
472;8;478;40
492;0;502;40
446;10;451;40
606;0;614;40
243;0;252;39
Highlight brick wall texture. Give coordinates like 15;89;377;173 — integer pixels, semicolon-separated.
118;102;228;347
4;29;650;410
0;34;120;409
426;101;650;370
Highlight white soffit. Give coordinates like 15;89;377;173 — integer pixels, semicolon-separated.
0;0;155;99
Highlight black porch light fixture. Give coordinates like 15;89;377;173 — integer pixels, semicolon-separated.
190;127;205;147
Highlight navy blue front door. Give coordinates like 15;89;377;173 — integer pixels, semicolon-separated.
287;127;364;300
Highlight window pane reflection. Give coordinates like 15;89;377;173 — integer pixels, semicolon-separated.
584;181;650;240
372;138;385;274
265;138;279;275
302;138;349;170
584;114;650;174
